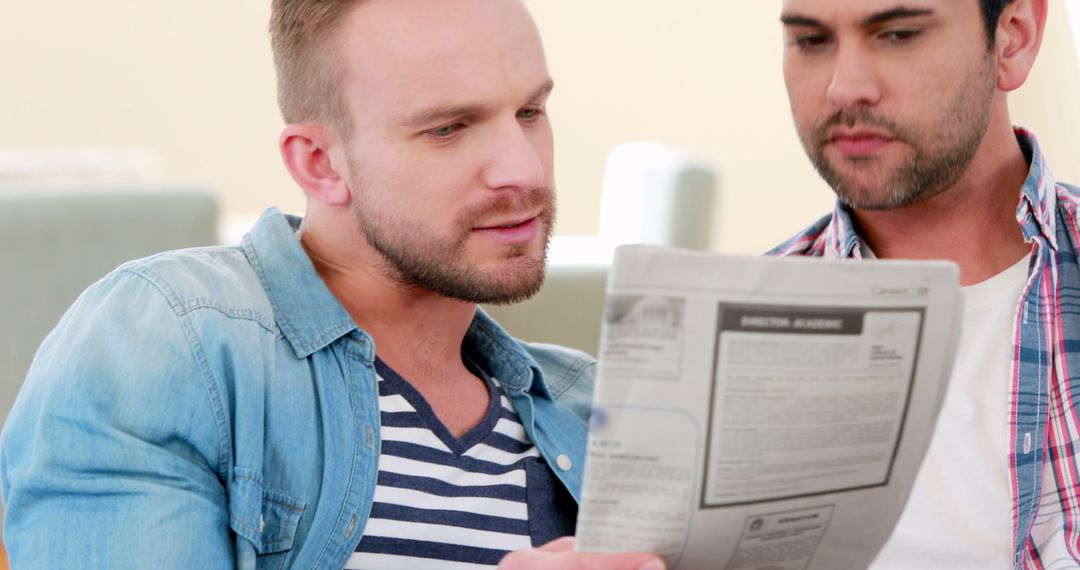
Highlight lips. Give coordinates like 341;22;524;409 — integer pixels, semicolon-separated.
476;213;538;231
826;128;897;157
472;214;542;246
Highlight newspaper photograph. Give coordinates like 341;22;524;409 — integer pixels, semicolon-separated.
575;245;961;569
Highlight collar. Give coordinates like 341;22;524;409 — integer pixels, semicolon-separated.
243;208;358;359
242;208;555;399
827;127;1059;258
465;309;552;400
1013;127;1059;250
825;202;865;260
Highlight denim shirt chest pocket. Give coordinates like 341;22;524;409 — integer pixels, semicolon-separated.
229;468;307;555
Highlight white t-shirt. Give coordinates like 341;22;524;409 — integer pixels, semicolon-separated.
872;256;1040;568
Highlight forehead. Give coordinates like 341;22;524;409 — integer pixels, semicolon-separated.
780;0;970;25
333;0;549;118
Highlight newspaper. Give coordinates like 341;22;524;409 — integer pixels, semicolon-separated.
575;245;962;569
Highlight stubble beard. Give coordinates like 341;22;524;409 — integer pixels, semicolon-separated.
799;57;996;211
348;167;556;305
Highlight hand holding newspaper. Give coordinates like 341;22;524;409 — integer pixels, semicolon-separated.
575;245;961;569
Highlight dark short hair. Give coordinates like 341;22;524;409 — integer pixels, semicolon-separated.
979;0;1017;48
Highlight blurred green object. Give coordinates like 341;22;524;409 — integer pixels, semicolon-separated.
0;188;218;430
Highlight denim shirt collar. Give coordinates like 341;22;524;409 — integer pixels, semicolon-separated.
467;309;551;399
243;208;358;359
241;207;552;398
828;128;1059;258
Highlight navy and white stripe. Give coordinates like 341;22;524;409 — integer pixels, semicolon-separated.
344;357;544;570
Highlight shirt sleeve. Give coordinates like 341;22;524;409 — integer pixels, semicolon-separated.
1;268;234;568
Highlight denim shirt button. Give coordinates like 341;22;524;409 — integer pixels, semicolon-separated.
555;454;572;471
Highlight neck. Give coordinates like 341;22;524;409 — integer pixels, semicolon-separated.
298;213;476;381
852;121;1031;286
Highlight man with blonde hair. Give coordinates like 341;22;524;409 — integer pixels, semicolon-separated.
1;1;663;568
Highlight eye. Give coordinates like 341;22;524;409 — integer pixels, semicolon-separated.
517;107;545;122
427;123;464;139
790;33;832;53
877;29;922;44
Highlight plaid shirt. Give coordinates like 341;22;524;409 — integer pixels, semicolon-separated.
770;129;1080;569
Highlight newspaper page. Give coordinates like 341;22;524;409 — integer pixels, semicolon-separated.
575;245;961;569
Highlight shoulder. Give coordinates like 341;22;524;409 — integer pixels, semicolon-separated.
11;244;284;471
1057;181;1080;206
4;248;251;505
24;244;279;419
111;244;278;334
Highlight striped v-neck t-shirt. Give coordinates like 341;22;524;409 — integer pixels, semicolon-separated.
343;356;576;570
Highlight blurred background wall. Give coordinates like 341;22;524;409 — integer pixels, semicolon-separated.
1;0;1078;251
0;1;1077;565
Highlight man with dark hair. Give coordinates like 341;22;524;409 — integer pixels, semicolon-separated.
0;1;665;568
775;0;1078;566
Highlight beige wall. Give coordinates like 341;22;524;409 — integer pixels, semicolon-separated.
1011;0;1080;196
3;1;1078;254
1;0;291;218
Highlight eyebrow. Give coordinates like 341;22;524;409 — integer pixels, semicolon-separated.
861;7;934;27
402;79;555;129
780;7;935;29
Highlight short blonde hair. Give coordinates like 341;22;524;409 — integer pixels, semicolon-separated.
269;0;362;134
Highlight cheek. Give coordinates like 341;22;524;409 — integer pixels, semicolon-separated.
783;67;825;121
393;167;472;229
895;70;955;127
354;167;433;227
528;125;555;178
786;94;821;136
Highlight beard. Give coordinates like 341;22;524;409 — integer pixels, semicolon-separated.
797;57;995;210
348;161;555;305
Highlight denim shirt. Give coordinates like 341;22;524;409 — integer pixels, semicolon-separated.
1;208;595;569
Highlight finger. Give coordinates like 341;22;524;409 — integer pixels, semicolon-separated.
557;551;665;570
499;547;665;570
536;536;577;553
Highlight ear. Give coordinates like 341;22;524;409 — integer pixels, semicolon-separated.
279;124;352;206
994;0;1048;92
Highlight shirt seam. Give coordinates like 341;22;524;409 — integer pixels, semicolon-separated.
173;299;278;334
117;266;234;482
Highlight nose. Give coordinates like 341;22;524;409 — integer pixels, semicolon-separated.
826;44;882;110
482;118;546;192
